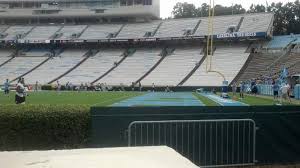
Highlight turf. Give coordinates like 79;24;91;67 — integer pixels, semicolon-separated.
0;91;143;106
193;92;219;106
228;93;297;106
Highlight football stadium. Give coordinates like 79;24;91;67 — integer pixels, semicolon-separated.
0;0;300;167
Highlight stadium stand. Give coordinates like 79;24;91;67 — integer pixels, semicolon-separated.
266;35;296;49
0;13;276;86
0;55;48;83
0;26;9;33
195;16;241;35
154;19;200;37
142;47;202;86
117;22;161;39
54;25;87;40
2;26;33;40
80;24;123;40
24;26;61;41
99;48;162;85
23;49;88;84
60;49;125;84
236;52;281;82
0;50;14;66
239;13;273;32
185;44;250;86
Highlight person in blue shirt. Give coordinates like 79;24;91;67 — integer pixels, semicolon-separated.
239;81;245;99
4;79;9;95
273;81;280;100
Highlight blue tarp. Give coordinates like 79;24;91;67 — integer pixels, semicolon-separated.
113;92;204;107
198;92;248;106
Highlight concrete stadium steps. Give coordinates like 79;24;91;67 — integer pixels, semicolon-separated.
237;52;280;82
0;56;47;83
24;26;61;41
59;49;124;85
0;50;15;67
99;48;162;86
142;47;202;86
22;49;88;85
184;44;250;86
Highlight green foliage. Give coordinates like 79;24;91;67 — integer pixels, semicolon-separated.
172;2;246;18
172;2;198;18
0;104;90;151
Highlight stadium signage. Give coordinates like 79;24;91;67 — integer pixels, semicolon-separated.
216;32;264;39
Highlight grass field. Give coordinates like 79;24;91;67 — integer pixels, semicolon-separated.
0;91;298;106
0;91;142;106
227;93;299;106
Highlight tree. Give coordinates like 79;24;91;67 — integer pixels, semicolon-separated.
248;4;266;13
172;2;198;18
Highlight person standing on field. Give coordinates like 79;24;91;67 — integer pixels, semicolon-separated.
4;79;9;95
15;78;26;104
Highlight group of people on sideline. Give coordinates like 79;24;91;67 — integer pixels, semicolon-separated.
232;78;293;104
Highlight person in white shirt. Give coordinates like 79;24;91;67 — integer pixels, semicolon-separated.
280;83;291;104
15;78;26;104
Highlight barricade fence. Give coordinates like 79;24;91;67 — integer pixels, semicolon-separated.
128;119;257;167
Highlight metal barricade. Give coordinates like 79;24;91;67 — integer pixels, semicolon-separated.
128;119;257;167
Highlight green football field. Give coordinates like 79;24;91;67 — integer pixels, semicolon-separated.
0;91;143;106
0;91;298;106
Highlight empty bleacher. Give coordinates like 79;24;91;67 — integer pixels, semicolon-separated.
99;48;162;85
25;26;61;41
0;50;14;65
185;44;249;86
266;35;296;49
24;49;88;84
60;49;124;84
237;52;280;82
239;13;273;33
142;47;202;86
154;19;199;38
80;24;123;40
54;25;87;40
117;22;160;39
2;26;33;40
0;26;9;33
0;55;47;82
195;16;241;36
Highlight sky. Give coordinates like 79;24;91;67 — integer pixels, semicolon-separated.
160;0;295;18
